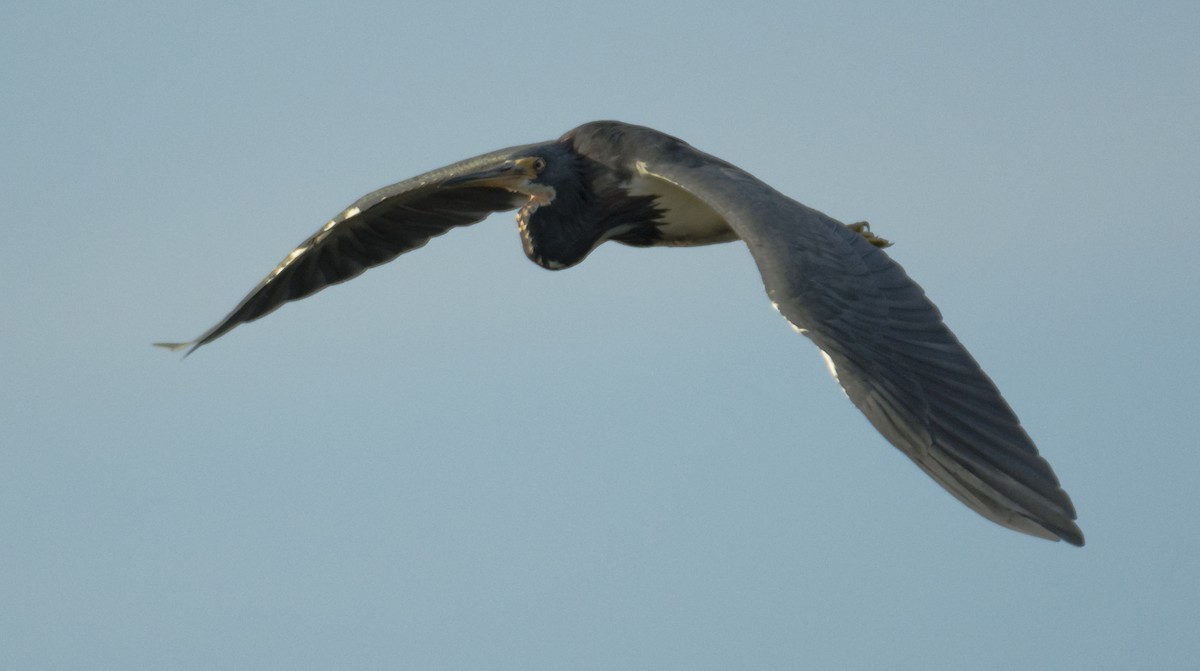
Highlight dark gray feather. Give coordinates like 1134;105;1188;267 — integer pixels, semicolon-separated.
608;122;1083;545
159;145;538;353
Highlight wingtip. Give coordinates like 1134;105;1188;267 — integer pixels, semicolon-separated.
1019;512;1084;547
153;341;198;357
1060;524;1086;548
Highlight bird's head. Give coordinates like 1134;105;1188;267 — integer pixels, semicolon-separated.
445;141;659;270
441;150;555;202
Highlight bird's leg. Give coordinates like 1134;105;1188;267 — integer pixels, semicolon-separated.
848;221;892;248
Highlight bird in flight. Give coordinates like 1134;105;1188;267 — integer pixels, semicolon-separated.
158;121;1083;546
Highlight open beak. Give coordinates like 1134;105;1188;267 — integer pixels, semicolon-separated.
442;157;541;190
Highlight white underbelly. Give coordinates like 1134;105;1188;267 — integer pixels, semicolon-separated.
627;172;739;246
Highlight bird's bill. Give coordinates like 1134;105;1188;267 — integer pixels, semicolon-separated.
441;157;540;189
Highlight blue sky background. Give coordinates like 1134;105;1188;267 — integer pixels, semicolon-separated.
3;2;1198;669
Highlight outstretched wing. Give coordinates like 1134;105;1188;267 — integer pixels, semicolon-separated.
158;144;541;354
631;128;1083;545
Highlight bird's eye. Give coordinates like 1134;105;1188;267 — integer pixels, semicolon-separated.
532;157;546;172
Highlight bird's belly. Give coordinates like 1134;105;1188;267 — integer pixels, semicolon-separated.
628;173;739;246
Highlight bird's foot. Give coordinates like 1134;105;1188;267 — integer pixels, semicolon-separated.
848;221;893;248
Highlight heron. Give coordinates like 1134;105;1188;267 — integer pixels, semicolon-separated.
158;120;1083;546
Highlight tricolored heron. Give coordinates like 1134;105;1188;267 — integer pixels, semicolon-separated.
159;120;1083;546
